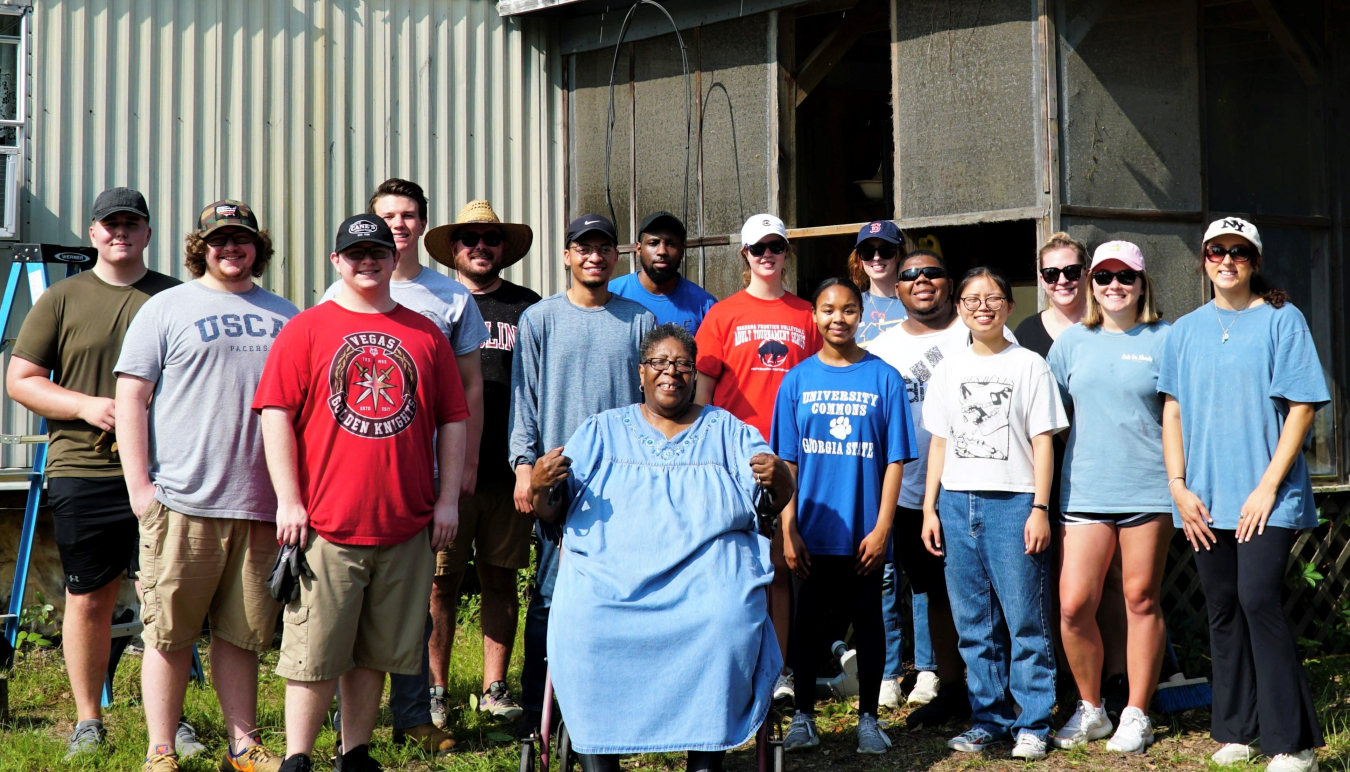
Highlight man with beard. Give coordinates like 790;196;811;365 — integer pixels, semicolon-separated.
507;214;655;737
608;211;715;333
421;201;540;723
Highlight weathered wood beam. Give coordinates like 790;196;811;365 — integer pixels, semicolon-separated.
794;0;889;106
1249;0;1321;85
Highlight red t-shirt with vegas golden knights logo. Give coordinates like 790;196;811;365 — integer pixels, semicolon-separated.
252;301;469;546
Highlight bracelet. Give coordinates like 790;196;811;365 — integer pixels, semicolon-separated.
1031;503;1049;512
1168;476;1186;487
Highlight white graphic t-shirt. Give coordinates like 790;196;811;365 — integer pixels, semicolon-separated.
922;342;1068;493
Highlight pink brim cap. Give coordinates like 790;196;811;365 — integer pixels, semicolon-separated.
1090;240;1145;272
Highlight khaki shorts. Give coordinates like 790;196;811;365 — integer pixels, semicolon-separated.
437;488;534;575
138;501;281;653
276;529;434;682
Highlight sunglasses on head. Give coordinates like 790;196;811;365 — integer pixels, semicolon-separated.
1039;264;1083;284
458;231;504;248
856;244;898;261
1091;269;1139;286
745;240;788;257
898;266;947;282
1204;244;1257;263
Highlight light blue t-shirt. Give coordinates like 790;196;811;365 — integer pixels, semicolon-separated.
770;353;917;557
1047;322;1172;514
857;292;907;346
1156;301;1330;530
608;272;716;334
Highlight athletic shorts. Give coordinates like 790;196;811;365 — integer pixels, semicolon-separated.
138;501;281;653
48;476;139;594
892;506;945;595
1060;511;1166;528
437;488;534;574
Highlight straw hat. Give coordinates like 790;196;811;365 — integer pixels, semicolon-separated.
425;200;534;270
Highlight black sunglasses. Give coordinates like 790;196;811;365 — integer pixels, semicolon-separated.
1204;244;1256;263
204;231;257;248
1039;265;1083;284
1091;269;1139;286
458;231;504;248
745;240;788;257
856;244;898;261
899;266;947;282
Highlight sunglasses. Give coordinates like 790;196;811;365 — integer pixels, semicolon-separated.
458;231;504;248
1039;265;1083;284
899;266;947;282
641;358;695;374
745;240;788;257
856;244;898;261
1091;269;1139;286
1204;244;1257;263
204;231;257;248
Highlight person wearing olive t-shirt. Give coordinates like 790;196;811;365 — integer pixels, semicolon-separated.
7;187;180;759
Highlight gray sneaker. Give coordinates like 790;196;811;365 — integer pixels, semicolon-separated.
175;719;206;760
855;714;892;755
429;686;449;728
783;712;820;752
479;681;524;721
65;719;106;760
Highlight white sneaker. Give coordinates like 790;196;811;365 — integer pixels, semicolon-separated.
1052;700;1113;749
1213;742;1258;765
1012;731;1049;760
879;678;905;709
907;671;940;705
1267;750;1319;772
1106;706;1154;754
773;671;795;705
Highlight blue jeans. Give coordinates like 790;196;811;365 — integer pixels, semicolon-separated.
881;564;937;679
938;489;1055;740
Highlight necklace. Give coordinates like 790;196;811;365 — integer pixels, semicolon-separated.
1215;300;1253;343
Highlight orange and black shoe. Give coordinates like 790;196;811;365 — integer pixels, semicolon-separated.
219;741;284;772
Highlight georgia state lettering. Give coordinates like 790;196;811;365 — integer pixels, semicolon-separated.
196;314;288;342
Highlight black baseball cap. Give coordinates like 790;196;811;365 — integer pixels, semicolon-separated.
638;211;686;240
334;213;398;254
566;214;618;245
91;187;150;222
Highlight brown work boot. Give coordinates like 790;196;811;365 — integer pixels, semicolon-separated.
392;723;456;755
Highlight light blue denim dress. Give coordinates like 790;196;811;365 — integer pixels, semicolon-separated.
547;404;781;754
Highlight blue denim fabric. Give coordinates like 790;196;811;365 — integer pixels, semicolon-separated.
521;523;561;713
912;590;936;672
881;562;906;681
938;489;1056;740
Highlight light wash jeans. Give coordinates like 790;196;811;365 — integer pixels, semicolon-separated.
881;563;937;679
938;489;1056;740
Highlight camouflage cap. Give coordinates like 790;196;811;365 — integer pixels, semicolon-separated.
197;199;259;236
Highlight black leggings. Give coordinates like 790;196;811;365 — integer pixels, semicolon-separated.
787;555;885;716
580;751;724;772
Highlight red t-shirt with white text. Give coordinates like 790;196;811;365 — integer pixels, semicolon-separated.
695;290;822;440
252;302;469;546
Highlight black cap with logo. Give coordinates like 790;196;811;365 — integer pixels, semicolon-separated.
334;213;398;254
566;214;618;245
91;187;151;222
638;211;686;241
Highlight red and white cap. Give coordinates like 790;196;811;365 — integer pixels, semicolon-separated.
740;213;787;246
1090;240;1145;272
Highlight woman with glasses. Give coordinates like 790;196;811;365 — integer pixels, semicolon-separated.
695;214;822;702
921;268;1068;761
1013;233;1090;357
531;323;794;772
1045;241;1172;754
848;220;908;345
1159;219;1327;772
773;278;916;756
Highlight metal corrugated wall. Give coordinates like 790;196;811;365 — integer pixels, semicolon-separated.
2;0;564;470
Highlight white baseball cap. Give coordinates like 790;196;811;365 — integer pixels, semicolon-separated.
1090;240;1145;272
1203;216;1262;253
740;213;787;246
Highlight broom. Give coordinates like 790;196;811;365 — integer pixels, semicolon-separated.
1152;633;1212;713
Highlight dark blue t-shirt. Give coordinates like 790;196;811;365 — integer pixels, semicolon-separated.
770;353;917;557
608;272;717;334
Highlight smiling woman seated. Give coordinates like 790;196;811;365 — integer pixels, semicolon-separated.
529;323;794;772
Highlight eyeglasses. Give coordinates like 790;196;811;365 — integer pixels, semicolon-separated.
204;231;257;248
1092;269;1139;286
1039;265;1083;284
570;244;617;258
458;231;504;248
641;358;695;374
856;244;898;261
340;248;394;262
745;240;788;257
899;266;947;282
1204;244;1257;263
960;295;1007;311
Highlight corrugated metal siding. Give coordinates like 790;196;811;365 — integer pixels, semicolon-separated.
1;0;564;470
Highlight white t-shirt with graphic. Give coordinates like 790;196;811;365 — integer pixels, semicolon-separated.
922;342;1068;494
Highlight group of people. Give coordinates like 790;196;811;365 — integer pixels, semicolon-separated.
8;176;1328;772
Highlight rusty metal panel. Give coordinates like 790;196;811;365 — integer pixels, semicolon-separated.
1057;0;1202;211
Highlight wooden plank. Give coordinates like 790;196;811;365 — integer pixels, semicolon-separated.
794;0;889;106
1249;0;1322;86
796;0;859;18
1059;204;1204;223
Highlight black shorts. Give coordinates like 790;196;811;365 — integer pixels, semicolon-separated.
1060;511;1166;528
48;476;139;594
892;506;945;595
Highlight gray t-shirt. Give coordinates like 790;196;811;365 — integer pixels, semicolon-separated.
321;266;488;355
114;281;300;520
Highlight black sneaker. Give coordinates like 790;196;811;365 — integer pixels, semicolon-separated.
337;744;382;772
278;754;314;772
906;684;972;728
517;710;541;740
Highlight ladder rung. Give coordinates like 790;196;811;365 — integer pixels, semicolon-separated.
0;434;48;444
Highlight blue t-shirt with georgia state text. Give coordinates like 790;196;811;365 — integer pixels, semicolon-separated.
1156;301;1330;531
608;272;717;334
857;292;907;346
770;353;917;558
1047;322;1171;515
